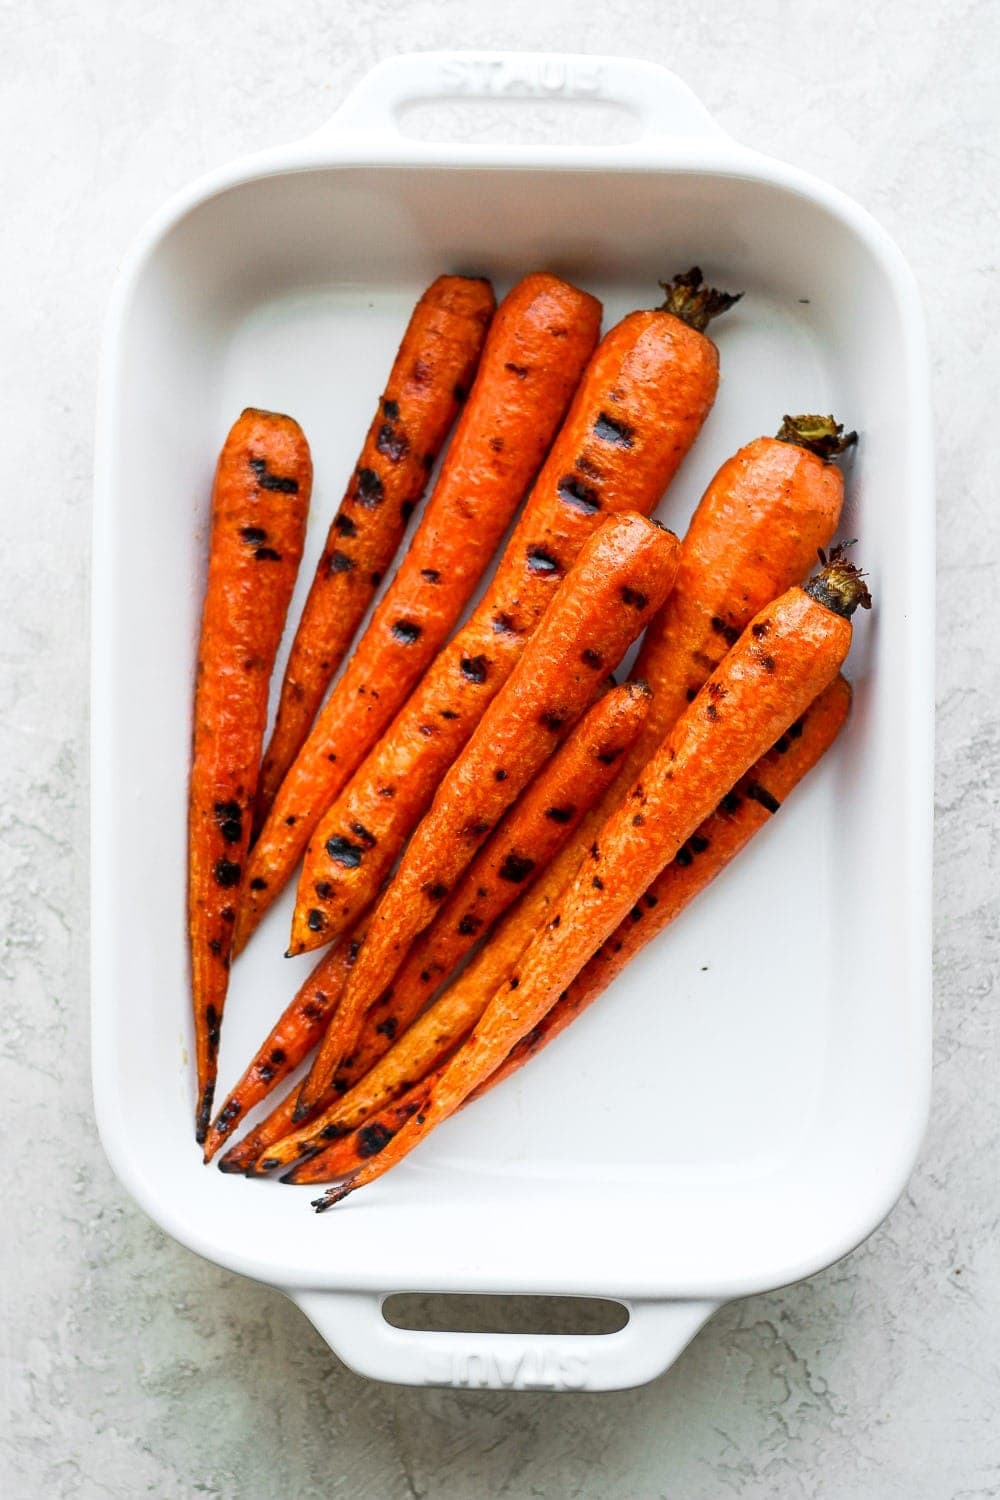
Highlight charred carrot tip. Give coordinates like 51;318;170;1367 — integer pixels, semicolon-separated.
217;1156;246;1174
806;543;872;617
657;266;742;332
776;414;858;460
312;1183;352;1212
195;1085;214;1145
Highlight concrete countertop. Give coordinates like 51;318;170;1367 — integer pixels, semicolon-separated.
3;2;998;1496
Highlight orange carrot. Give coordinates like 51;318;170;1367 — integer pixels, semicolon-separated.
188;410;312;1141
207;681;648;1162
293;513;680;1115
253;276;496;832
234;274;602;953
276;675;850;1185
445;412;856;991
245;978;476;1174
201;927;362;1162
217;1079;303;1174
312;550;871;1205
279;1071;446;1184
476;673;853;1096
628;413;854;778
292;268;736;953
321;682;650;1094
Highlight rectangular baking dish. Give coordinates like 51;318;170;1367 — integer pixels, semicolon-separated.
92;52;933;1391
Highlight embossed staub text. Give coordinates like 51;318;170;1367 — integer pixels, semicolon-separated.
423;1345;590;1391
438;57;606;101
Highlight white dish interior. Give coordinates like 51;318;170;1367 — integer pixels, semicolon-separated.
94;152;931;1319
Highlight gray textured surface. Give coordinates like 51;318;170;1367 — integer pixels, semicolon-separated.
3;2;999;1496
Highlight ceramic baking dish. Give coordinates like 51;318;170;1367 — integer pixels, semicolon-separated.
92;52;933;1391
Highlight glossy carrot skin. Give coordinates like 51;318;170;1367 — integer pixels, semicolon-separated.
457;419;853;988
209;683;645;1162
217;1078;302;1173
293;305;721;950
201;928;362;1162
189;409;312;1141
628;425;848;781
312;562;867;1203
232;688;649;1173
476;674;852;1097
234;275;602;953
293;514;680;1114
247;981;473;1173
253;276;496;832
314;683;650;1097
272;676;850;1184
280;1070;446;1184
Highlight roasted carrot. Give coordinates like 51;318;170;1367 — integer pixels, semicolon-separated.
201;926;363;1162
253;276;496;833
628;414;855;776
292;268;737;953
280;1070;446;1184
293;512;680;1115
275;676;850;1184
189;409;312;1142
229;689;647;1171
476;673;853;1097
311;550;871;1205
246;975;477;1173
325;681;651;1091
248;855;570;1173
207;681;648;1161
217;1078;303;1173
234;274;602;953
451;411;856;980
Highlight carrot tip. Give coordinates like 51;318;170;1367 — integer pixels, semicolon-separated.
217;1155;246;1174
776;414;858;460
195;1083;215;1146
658;267;742;332
312;1183;352;1212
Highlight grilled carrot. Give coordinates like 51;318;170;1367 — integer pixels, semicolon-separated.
246;979;476;1173
253;276;496;833
248;851;571;1174
280;1071;446;1184
234;274;602;953
189;409;312;1142
275;675;850;1184
449;412;856;984
217;1079;302;1173
477;673;853;1097
201;926;363;1162
629;414;854;775
292;268;737;953
293;513;680;1115
208;682;648;1162
311;550;871;1205
325;682;651;1092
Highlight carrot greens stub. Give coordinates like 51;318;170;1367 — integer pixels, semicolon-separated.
657;265;742;332
775;413;858;460
804;545;873;617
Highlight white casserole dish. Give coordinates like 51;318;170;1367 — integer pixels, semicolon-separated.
92;52;933;1391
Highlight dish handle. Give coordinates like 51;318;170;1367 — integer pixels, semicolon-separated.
315;51;733;154
292;1289;719;1392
